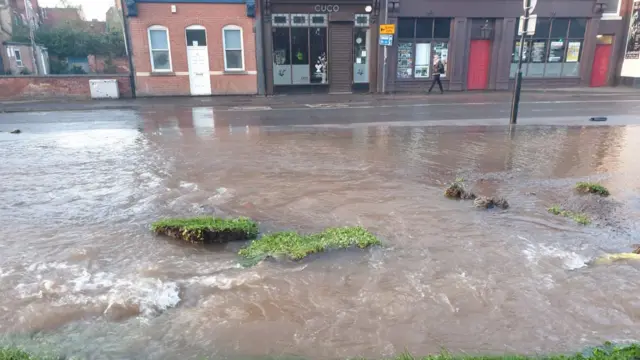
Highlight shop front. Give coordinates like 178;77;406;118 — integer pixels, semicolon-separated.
383;0;603;92
263;0;379;94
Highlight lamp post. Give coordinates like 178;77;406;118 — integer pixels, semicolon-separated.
510;0;534;125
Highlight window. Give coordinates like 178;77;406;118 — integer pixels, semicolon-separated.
14;49;23;67
396;17;450;79
511;18;586;78
186;26;207;47
147;26;172;72
223;25;244;71
601;0;621;17
271;13;328;85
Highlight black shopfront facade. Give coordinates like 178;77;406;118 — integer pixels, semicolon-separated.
262;0;381;94
381;0;615;92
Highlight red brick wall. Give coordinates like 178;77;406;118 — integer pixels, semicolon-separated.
0;75;132;100
128;2;257;96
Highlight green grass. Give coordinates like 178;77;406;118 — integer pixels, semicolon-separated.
0;347;64;360
3;343;639;360
575;182;610;196
380;343;640;360
238;226;381;262
548;205;591;225
151;216;258;244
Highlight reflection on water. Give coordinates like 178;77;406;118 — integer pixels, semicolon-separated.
1;107;640;359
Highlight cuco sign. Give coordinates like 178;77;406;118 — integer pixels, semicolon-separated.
314;4;340;12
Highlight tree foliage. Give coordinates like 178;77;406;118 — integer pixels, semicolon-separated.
13;24;126;58
35;25;126;57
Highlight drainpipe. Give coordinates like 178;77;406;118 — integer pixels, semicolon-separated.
119;0;136;98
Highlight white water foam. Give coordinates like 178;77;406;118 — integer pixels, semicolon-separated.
522;242;589;270
15;261;181;318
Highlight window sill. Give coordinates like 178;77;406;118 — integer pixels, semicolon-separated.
151;71;175;76
396;77;449;82
601;14;622;20
223;70;249;75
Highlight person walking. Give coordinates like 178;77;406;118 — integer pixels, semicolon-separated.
428;55;445;94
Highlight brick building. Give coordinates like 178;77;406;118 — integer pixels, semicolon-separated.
125;0;258;96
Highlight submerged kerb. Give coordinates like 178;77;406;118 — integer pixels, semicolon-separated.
151;216;258;244
238;226;381;261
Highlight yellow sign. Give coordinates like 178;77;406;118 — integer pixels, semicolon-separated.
379;24;396;35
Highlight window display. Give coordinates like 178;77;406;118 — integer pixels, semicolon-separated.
511;17;586;78
396;17;450;80
271;13;327;86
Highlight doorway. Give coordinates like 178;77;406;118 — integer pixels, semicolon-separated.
590;35;613;87
467;40;491;90
329;22;354;93
186;25;212;96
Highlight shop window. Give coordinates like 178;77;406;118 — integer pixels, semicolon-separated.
272;14;290;26
511;18;586;78
398;18;415;38
223;25;244;71
355;14;370;27
396;18;450;79
271;14;328;85
147;25;172;72
353;27;369;83
416;19;433;38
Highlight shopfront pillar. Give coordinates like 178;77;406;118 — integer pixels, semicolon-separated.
448;17;468;91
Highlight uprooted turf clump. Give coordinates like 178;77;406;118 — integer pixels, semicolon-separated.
238;226;381;263
444;179;476;200
548;205;591;225
576;182;610;197
473;196;509;209
151;216;258;244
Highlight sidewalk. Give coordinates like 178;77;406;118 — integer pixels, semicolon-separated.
1;87;638;113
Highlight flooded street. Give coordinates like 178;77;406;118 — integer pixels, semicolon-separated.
1;105;640;359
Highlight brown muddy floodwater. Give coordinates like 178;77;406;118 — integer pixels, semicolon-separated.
1;108;640;360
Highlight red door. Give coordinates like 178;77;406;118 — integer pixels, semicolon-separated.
467;40;491;90
590;44;612;87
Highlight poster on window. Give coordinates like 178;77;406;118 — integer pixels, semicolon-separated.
548;41;565;62
531;41;546;63
433;42;448;77
396;42;413;78
625;0;640;59
414;43;431;78
566;42;581;62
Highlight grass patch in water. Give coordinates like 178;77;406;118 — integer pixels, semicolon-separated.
548;205;591;225
444;178;476;200
238;226;381;262
151;216;258;244
575;182;610;196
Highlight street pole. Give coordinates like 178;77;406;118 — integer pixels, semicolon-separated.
120;0;136;98
509;0;531;125
381;0;388;94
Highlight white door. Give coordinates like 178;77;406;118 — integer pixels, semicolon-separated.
186;26;212;96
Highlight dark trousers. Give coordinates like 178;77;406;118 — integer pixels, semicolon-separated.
428;74;443;93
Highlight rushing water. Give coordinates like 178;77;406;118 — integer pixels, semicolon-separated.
1;108;640;359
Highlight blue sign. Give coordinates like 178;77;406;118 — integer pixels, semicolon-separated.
379;34;393;46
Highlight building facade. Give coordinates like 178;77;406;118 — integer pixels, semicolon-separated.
261;0;381;94
126;0;258;97
620;0;640;87
383;0;633;92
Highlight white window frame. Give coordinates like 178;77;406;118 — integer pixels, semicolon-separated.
14;49;23;67
601;0;622;20
147;25;173;72
222;25;245;71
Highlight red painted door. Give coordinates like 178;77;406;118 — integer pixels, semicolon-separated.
590;44;612;87
467;40;491;90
